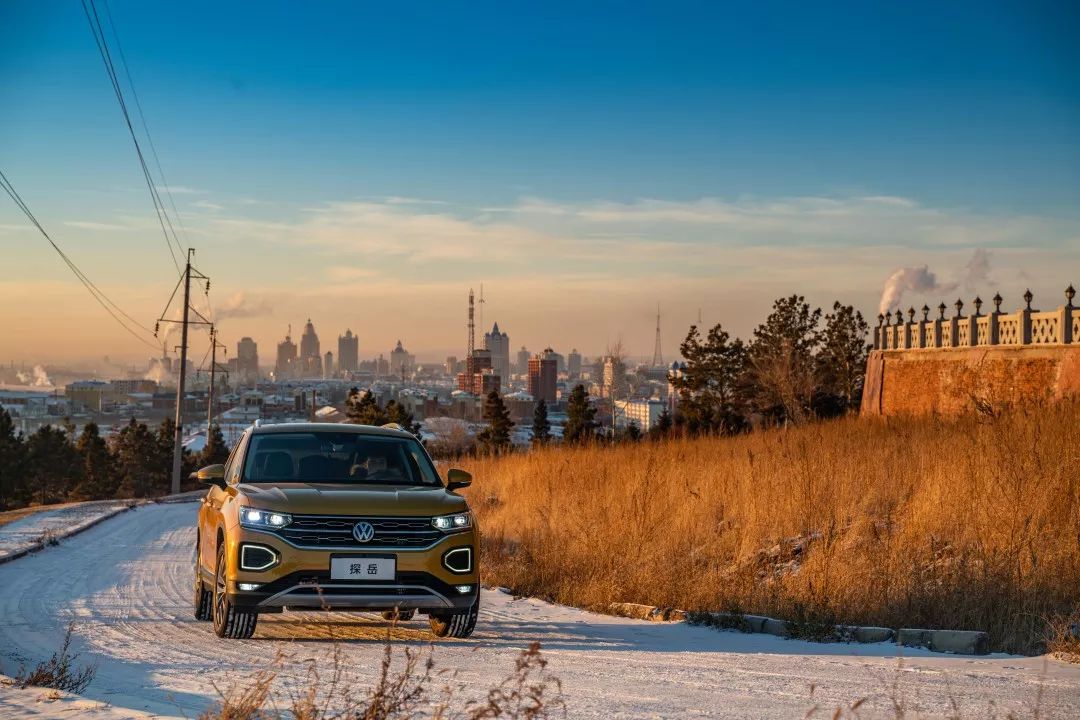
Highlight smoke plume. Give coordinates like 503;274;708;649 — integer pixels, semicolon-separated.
878;248;993;315
215;292;272;323
16;365;53;388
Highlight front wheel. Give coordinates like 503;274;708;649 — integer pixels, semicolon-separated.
212;542;258;639
193;541;212;621
429;595;478;638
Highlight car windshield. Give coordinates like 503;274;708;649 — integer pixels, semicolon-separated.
241;432;440;486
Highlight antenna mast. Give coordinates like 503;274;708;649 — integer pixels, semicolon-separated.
651;303;664;368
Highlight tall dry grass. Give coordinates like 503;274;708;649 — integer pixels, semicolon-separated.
461;401;1080;654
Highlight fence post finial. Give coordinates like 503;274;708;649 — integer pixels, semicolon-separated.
955;298;964;317
1066;284;1076;308
1024;289;1033;310
895;309;903;325
921;304;930;321
993;293;1002;314
938;302;947;320
973;296;983;316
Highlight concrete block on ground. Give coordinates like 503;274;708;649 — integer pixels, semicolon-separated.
852;626;894;644
896;628;934;649
762;618;791;637
929;629;989;655
742;615;770;633
897;628;989;655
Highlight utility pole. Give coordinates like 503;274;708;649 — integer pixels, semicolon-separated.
207;324;226;429
158;249;211;495
171;251;192;494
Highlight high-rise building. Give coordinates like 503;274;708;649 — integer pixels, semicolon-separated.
602;355;628;399
568;349;582;379
299;319;322;376
528;349;558;405
338;329;359;373
275;327;298;378
484;322;510;385
445;356;458;376
324;351;334;378
516;346;531;375
389;340;414;379
237;337;259;384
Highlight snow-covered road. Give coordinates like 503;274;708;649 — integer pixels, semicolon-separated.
1;502;1078;719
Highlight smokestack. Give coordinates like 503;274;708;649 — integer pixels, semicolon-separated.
467;288;475;359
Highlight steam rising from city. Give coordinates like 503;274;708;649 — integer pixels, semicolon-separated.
878;248;994;315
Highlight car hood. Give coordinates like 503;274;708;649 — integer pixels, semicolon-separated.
235;483;467;516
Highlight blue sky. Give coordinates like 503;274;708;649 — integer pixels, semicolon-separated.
1;1;1078;364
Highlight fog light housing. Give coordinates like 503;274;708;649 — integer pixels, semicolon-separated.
456;585;473;594
442;547;472;574
239;544;278;571
238;583;262;592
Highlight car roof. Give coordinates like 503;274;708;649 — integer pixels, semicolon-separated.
248;422;414;439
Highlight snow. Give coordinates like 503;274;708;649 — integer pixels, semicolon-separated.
0;501;136;563
0;503;1078;719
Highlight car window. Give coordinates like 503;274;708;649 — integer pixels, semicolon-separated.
226;432;249;485
241;432;440;486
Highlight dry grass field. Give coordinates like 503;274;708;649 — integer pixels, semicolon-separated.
460;402;1080;654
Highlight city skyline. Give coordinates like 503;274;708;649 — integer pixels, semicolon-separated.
2;1;1078;365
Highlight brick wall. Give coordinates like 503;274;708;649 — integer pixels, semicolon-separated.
861;346;1080;417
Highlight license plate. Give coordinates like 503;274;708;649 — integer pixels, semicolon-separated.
330;556;396;581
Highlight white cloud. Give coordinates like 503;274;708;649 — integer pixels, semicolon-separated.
157;185;206;195
63;220;130;230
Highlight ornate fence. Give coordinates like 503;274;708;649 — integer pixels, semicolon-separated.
874;286;1079;351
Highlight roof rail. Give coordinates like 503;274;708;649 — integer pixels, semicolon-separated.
380;422;406;432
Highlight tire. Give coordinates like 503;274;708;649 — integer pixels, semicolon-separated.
212;542;258;639
193;540;212;621
429;594;478;638
381;608;416;622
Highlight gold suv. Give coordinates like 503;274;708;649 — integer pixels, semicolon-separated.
193;422;478;639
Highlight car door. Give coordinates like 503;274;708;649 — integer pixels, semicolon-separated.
199;430;246;571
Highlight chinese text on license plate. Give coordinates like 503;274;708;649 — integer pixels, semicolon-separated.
330;557;396;581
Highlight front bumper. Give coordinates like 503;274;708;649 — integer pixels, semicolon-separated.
222;526;478;613
229;569;478;612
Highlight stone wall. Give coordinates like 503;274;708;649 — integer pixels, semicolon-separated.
861;345;1080;417
862;286;1080;417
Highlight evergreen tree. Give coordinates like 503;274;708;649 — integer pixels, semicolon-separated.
200;423;230;467
746;295;822;425
563;385;598;444
477;391;514;454
531;399;552;446
815;302;870;416
0;407;27;509
25;424;83;505
345;388;386;425
384;400;422;437
671;323;748;435
156;418;194;494
71;422;117;501
113;418;161;498
624;420;642;442
651;408;674;440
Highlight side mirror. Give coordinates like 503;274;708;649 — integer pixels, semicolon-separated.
195;464;227;490
446;468;472;492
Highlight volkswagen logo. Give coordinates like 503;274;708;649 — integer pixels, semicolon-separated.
352;521;375;543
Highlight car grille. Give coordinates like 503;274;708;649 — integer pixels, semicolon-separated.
271;514;443;549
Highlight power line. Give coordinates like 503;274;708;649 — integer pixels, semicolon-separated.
100;0;191;248
0;169;158;350
80;0;186;271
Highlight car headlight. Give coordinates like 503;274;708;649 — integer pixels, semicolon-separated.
239;507;292;529
432;512;471;532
